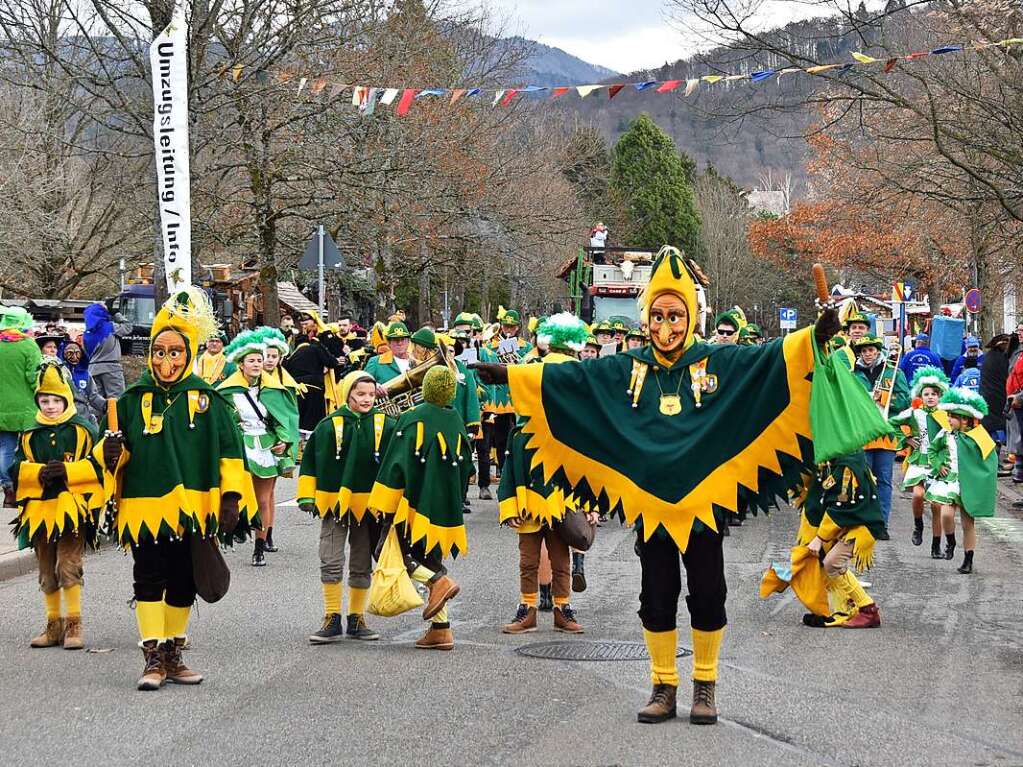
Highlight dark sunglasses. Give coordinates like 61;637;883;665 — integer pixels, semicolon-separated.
715;328;735;336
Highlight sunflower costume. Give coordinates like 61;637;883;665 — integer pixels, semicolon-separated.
299;370;396;642
368;367;473;650
498;246;884;724
760;451;884;628
99;287;258;690
11;359;105;650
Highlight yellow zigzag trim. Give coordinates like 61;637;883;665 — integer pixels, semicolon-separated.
369;484;467;559
297;477;372;523
511;328;814;552
497;486;573;526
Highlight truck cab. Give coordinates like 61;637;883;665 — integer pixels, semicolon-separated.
110;284;156;355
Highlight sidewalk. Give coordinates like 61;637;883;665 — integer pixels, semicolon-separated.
0;534;35;582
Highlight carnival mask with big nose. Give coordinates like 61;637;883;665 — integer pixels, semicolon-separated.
151;330;190;385
649;293;689;360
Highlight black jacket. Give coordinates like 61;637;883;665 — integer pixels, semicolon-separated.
980;347;1008;433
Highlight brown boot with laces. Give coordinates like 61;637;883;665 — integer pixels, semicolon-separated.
137;640;166;691
423;575;460;621
553;604;584;633
30;617;64;648
690;680;718;724
162;637;204;685
62;616;84;650
637;684;677;723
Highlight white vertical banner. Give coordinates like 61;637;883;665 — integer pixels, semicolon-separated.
150;5;192;292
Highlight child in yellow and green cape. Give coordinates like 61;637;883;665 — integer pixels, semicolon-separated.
299;370;395;643
925;387;997;573
11;358;105;651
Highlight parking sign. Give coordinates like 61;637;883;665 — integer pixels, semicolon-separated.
779;307;797;331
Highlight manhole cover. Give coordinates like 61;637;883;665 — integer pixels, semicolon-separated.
515;640;691;661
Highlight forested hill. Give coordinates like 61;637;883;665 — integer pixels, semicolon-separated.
557;12;888;191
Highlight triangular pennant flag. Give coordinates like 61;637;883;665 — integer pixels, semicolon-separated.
396;88;419;116
492;89;506;106
906;51;930;60
683;78;699;96
835;63;854;75
998;38;1023;46
701;75;724;84
416;89;447;99
450;88;467;105
500;88;519;106
883;57;899;73
608;84;625;99
750;69;775;82
466;87;483;98
852;52;879;63
777;67;802;78
656;79;682;93
805;64;842;74
634;81;658;91
519;85;548;94
576;85;602;97
297;77;308;94
231;64;243;82
550;86;571;99
930;45;962;55
724;74;746;81
352;86;366;107
380;88;399;105
362;87;379;116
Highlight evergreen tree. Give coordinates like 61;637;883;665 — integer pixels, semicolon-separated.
609;113;702;255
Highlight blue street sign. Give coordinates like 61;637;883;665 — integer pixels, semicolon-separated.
779;307;797;330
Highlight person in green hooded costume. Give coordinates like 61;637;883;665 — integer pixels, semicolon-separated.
472;246;885;727
219;328;300;566
369;366;474;651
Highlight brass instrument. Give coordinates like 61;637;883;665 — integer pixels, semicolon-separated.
375;340;458;417
872;336;903;419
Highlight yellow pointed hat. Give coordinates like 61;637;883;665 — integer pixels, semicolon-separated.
34;358;77;424
150;286;220;366
639;245;699;350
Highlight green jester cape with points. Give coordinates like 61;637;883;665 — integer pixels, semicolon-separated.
297;405;395;522
506;248;888;553
103;371;259;545
368;401;474;559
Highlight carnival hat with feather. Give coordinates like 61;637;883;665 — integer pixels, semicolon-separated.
223;328;267;364
150;286;220;374
261;327;291;355
910;365;950;399
939;387;989;420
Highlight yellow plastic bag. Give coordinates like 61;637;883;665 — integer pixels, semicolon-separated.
368;527;424;617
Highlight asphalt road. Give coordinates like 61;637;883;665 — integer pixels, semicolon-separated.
1;478;1022;767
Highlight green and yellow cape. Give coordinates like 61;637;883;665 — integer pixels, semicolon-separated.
297;406;395;522
368;401;473;559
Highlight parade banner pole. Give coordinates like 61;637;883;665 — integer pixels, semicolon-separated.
317;224;325;319
150;4;192;293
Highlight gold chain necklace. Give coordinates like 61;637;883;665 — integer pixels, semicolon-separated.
652;367;685;416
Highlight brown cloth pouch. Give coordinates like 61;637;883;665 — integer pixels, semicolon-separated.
191;535;231;603
554;509;595;552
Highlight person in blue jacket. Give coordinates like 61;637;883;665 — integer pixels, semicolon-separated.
900;332;943;384
950;336;984;382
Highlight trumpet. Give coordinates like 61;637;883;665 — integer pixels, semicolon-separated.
872;336;903;419
375;339;458;416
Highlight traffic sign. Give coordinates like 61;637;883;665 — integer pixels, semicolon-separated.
964;288;981;314
779;307;797;330
299;226;344;270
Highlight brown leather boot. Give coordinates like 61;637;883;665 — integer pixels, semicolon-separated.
841;603;881;629
137;640;166;691
415;625;454;650
637;684;677;723
690;680;718;724
502;604;537;634
30;618;64;648
423;575;460;620
553;605;584;634
62;616;84;650
162;637;204;685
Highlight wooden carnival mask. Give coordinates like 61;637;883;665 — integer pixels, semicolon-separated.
150;330;190;385
649;293;689;360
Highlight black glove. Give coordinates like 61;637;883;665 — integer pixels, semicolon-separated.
219;493;240;536
814;307;841;348
469;362;508;385
39;461;68;488
102;435;124;473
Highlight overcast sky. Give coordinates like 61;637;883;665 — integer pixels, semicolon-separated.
491;1;838;75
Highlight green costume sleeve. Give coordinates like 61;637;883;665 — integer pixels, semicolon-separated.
369;403;472;559
890;370;911;415
454;363;482;431
508;328;888;552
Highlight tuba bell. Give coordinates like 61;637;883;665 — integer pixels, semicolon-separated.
375;339;458;417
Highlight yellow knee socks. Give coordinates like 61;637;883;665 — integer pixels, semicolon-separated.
44;590;61;621
410;565;435;584
521;592;538;607
643;628;680;687
164;603;191;639
691;627;725;682
135;600;164;643
553;596;569;608
62;585;82;618
432;605;449;625
348;586;368;616
323;582;342;615
839;571;874;609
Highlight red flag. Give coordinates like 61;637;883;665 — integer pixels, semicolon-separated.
500;88;519;106
450;88;467;105
608;84;624;100
396;88;419;117
656;80;683;93
550;86;570;99
883;57;899;73
906;51;929;60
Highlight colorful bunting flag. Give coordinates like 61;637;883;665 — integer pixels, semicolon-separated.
576;85;602;98
297;77;307;94
466;87;482;98
492;89;505;106
750;69;775;82
884;57;899;73
231;64;243;82
656;80;682;93
930;45;962;55
380;88;399;105
500;89;519;106
701;75;724;83
396;88;418;117
608;84;625;100
634;81;658;91
550;87;571;99
684;78;699;96
852;52;878;63
450;88;467;105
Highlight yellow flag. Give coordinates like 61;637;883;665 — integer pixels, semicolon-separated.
701;75;724;84
852;52;878;63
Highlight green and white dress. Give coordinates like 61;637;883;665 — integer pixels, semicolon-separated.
219;370;300;479
889;406;943;489
925;427;997;517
